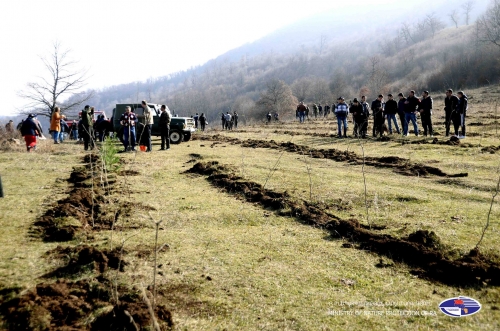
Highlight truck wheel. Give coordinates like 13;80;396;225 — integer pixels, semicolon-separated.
183;132;191;142
170;130;184;144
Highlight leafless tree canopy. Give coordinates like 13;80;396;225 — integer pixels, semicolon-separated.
426;13;446;37
449;9;460;28
18;42;93;118
478;0;500;47
256;79;297;117
464;0;475;25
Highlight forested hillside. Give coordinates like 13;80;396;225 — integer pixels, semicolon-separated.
66;0;498;122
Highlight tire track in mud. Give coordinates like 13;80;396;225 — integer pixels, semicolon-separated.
186;161;500;287
194;134;468;178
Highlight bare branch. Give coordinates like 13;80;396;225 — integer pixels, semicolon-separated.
17;41;92;117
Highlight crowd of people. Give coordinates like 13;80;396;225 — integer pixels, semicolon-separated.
11;89;469;152
296;89;468;139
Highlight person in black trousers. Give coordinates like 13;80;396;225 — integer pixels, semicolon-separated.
159;104;171;150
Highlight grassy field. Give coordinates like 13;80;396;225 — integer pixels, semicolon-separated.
0;92;499;330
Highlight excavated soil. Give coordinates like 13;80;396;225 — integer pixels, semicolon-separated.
43;245;128;277
193;134;468;178
187;161;500;287
31;156;119;242
0;278;173;331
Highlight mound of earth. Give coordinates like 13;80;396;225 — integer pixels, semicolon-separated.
0;278;173;331
187;161;500;287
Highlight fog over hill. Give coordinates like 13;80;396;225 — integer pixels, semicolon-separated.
37;0;498;123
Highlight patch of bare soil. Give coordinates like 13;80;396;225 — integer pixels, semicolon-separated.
43;245;128;277
118;169;141;176
194;134;468;178
31;155;120;242
0;278;173;331
186;161;500;287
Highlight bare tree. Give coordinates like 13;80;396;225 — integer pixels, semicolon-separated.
291;77;313;102
256;79;297;117
311;78;331;103
18;42;93;118
426;13;445;37
464;0;475;25
477;0;500;47
449;9;460;28
318;34;327;55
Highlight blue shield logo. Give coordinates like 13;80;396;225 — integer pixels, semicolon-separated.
439;296;481;317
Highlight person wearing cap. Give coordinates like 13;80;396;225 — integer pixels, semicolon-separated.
20;114;40;152
444;89;459;136
418;91;433;137
403;90;420;136
50;107;63;144
81;105;95;150
385;94;400;135
335;97;349;138
371;95;385;137
350;98;366;138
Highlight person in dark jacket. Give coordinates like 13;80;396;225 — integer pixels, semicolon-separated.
233;111;239;128
20;114;40;152
371;95;385;137
199;113;207;131
454;91;468;137
193;113;199;129
397;93;407;135
159;104;171;150
59;118;70;143
350;98;367;138
403;90;420;136
419;91;433;137
297;102;307;123
70;121;79;140
384;94;400;134
444;89;459;136
81;105;95;150
221;113;226;129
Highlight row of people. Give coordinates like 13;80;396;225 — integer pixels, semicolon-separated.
298;89;468;138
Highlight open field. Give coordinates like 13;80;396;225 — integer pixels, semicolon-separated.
0;94;500;330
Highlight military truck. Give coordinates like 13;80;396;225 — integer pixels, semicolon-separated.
112;103;195;144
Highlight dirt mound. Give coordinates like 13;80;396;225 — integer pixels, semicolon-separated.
407;230;443;249
32;155;118;242
43;245;127;277
194;134;468;178
481;145;500;154
118;169;141;176
0;278;173;331
187;161;500;287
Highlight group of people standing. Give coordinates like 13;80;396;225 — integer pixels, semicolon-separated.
221;111;238;130
298;89;468;139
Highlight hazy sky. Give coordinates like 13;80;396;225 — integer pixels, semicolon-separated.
1;0;407;116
